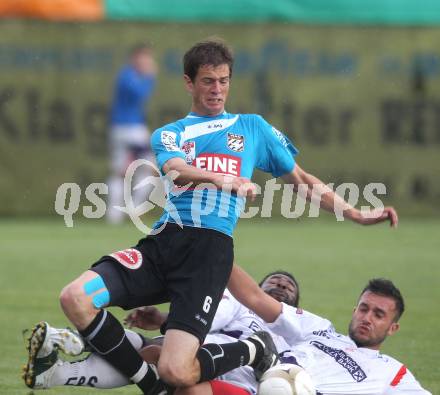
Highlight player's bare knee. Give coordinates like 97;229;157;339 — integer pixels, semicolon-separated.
60;281;87;314
60;277;104;322
157;359;195;387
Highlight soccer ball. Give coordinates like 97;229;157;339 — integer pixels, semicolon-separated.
258;363;316;395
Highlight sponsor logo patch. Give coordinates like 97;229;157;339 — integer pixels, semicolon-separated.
182;141;196;164
227;132;245;152
311;341;367;382
161;131;179;152
193;153;241;177
110;248;143;270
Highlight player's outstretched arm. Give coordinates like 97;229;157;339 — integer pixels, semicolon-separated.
282;164;398;227
163;157;257;199
227;264;282;323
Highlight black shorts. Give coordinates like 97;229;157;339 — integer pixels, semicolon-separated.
91;223;234;343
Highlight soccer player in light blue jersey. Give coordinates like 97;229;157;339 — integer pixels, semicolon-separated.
25;39;398;395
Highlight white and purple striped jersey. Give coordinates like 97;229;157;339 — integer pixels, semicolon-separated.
151;112;298;236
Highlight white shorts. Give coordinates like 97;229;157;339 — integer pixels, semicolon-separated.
110;124;152;173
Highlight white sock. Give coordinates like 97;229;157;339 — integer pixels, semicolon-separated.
124;329;144;351
49;353;131;388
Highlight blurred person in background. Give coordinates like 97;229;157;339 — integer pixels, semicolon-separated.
107;43;157;224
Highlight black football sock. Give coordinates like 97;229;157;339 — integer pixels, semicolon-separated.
79;310;160;394
196;340;261;382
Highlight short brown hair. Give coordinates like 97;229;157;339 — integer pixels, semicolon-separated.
183;39;233;81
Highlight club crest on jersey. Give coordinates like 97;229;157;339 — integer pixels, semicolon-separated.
182;141;196;164
110;248;143;270
227;133;245;152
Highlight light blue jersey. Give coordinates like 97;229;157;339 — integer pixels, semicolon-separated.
151;112;298;236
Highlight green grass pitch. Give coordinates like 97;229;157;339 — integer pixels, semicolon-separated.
0;217;438;394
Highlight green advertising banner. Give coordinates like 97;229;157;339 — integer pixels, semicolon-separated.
0;21;439;216
105;0;440;25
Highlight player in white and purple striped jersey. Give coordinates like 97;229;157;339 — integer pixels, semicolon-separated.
226;268;431;395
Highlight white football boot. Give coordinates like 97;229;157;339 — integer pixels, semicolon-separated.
22;321;84;389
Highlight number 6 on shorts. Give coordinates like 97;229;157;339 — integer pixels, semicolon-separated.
203;296;213;313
